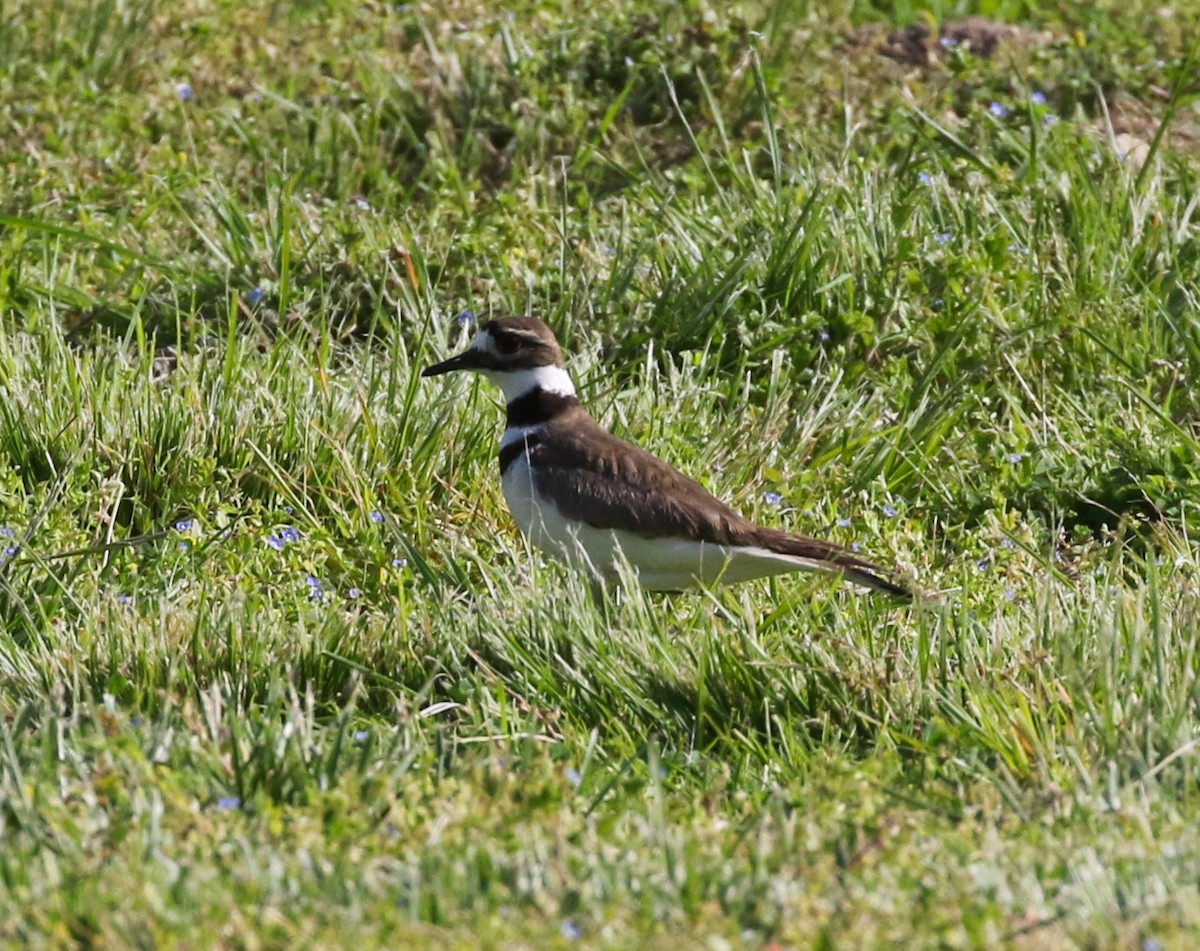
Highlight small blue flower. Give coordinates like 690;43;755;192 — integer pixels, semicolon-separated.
216;796;241;810
246;287;265;306
939;35;958;50
266;535;286;552
0;526;13;537
932;298;944;310
818;330;830;342
347;587;361;599
1030;91;1048;106
369;510;384;524
1001;538;1015;550
989;101;1009;119
882;504;898;518
1044;114;1060;127
279;526;302;543
976;558;991;571
350;197;370;211
1004;587;1016;602
175;518;194;532
177;541;190;551
306;578;325;602
176;82;194;102
836;517;853;528
763;491;783;506
918;171;933;185
455;310;476;327
851;542;862;553
561;920;582;941
391;557;408;568
283;505;294;515
1;545;16;559
353;729;370;742
934;232;953;246
1006;452;1023;464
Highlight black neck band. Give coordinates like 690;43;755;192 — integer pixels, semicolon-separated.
504;389;580;428
498;431;544;475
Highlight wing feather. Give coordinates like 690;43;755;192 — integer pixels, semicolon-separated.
525;412;912;598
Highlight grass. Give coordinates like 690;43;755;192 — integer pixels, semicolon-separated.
1;0;1200;946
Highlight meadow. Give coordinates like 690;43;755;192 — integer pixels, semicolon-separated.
1;0;1199;946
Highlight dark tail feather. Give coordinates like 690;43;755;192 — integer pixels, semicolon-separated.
835;562;914;599
756;528;915;600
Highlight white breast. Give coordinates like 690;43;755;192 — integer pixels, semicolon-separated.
500;452;827;591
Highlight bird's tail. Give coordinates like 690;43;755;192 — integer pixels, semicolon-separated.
754;527;914;599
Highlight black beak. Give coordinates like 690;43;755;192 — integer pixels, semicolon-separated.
422;349;485;377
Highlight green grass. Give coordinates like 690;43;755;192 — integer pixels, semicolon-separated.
2;0;1200;946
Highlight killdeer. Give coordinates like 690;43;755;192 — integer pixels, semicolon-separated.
423;317;912;598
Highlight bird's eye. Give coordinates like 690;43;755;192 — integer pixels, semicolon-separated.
494;333;520;354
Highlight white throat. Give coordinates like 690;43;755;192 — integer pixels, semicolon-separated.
482;364;576;403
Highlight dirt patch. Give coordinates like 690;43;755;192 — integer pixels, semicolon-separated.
1107;90;1200;154
846;17;1053;68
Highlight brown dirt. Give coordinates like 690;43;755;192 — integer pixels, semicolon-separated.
845;16;1053;68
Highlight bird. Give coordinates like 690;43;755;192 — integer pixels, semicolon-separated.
422;316;912;598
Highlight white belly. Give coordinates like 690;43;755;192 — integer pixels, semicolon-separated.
500;456;824;590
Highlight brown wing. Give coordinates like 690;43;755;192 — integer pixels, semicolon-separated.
527;413;751;542
528;410;913;598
